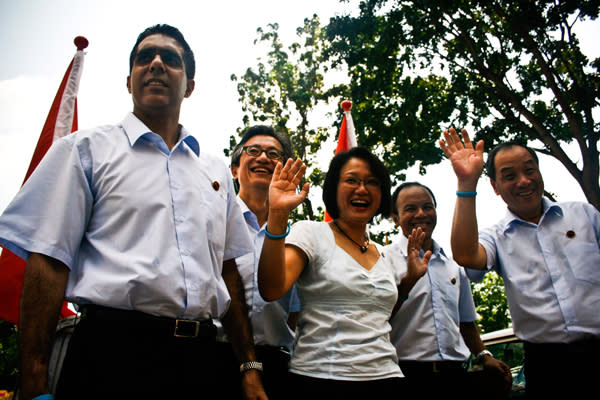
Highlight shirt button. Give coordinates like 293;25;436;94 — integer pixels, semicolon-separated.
212;181;220;191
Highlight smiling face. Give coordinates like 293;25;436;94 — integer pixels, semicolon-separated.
336;157;382;224
490;146;544;223
231;134;284;196
127;33;194;119
392;185;437;251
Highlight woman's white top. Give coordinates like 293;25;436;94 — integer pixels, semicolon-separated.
286;221;403;381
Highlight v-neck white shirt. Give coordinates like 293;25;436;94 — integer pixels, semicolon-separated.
286;221;402;380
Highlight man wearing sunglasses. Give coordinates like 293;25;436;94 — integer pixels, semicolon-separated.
0;24;266;399
215;125;300;399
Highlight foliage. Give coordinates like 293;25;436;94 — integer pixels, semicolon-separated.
471;271;511;334
327;0;600;209
0;320;18;390
230;15;346;221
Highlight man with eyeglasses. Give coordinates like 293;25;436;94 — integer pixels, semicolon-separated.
214;125;300;399
0;24;267;399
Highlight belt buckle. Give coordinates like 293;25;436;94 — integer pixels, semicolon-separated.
174;319;200;338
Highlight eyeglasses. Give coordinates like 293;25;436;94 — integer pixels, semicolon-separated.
242;145;285;161
134;47;184;69
341;176;381;189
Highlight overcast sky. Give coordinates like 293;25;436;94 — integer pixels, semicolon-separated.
0;0;598;251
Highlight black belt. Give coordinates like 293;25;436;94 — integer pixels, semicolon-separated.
399;360;466;375
79;305;216;339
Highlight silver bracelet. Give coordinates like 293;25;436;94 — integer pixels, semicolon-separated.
240;361;263;373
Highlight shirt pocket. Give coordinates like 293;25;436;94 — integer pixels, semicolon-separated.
564;242;600;285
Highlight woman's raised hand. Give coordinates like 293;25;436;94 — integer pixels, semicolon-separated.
269;158;310;216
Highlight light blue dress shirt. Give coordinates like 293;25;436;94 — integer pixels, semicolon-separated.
215;197;299;350
467;198;600;343
0;113;253;320
385;235;477;361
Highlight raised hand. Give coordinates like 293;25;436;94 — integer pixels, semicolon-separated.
268;158;310;216
405;227;432;283
439;128;485;188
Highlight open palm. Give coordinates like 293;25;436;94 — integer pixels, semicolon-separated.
439;128;485;183
269;158;310;215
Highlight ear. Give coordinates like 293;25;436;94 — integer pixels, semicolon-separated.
184;79;195;98
490;178;500;195
391;213;400;227
126;76;132;94
231;164;239;180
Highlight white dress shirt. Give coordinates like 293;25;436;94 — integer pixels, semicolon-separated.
468;198;600;343
0;113;253;320
384;235;477;361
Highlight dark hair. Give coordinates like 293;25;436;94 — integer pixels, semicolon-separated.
322;147;392;219
486;142;539;180
129;24;195;79
391;182;437;215
231;125;293;167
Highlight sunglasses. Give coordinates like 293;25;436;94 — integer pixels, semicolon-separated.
134;47;184;69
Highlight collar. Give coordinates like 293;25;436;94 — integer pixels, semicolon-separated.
237;196;261;231
500;197;563;232
121;112;200;156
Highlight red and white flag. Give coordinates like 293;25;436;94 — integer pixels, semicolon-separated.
324;100;357;222
0;36;88;324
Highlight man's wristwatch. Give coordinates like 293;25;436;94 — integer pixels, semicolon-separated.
240;361;263;374
475;349;493;364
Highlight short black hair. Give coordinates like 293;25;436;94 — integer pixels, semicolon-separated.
486;142;539;180
129;24;195;79
322;147;392;220
231;125;293;167
391;182;437;215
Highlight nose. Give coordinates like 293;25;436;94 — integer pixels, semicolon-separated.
415;207;426;217
516;173;531;187
149;54;165;72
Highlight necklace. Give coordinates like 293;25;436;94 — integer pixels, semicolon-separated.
333;220;370;253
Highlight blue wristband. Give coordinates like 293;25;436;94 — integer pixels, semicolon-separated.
32;395;54;400
264;223;290;240
456;191;477;197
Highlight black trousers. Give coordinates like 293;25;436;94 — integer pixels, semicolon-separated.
524;338;600;400
55;306;217;399
215;341;291;399
287;372;404;400
398;360;475;399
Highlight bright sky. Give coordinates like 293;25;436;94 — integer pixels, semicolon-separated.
0;0;597;251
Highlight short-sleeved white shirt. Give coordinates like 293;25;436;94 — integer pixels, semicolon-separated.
384;235;477;361
0;113;253;320
286;220;402;381
468;199;600;343
215;197;299;350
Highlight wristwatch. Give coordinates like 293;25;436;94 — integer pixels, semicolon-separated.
475;349;493;364
240;361;263;374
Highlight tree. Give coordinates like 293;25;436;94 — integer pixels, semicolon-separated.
470;272;511;334
327;0;600;208
230;15;345;221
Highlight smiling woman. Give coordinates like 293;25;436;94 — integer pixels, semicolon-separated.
257;146;433;399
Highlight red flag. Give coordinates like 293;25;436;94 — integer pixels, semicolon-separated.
0;36;89;324
324;100;357;222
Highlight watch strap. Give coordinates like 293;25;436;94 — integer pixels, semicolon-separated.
240;361;263;373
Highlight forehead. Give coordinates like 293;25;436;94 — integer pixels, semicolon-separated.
244;134;283;150
341;157;372;175
137;33;184;54
494;146;537;172
396;186;434;207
